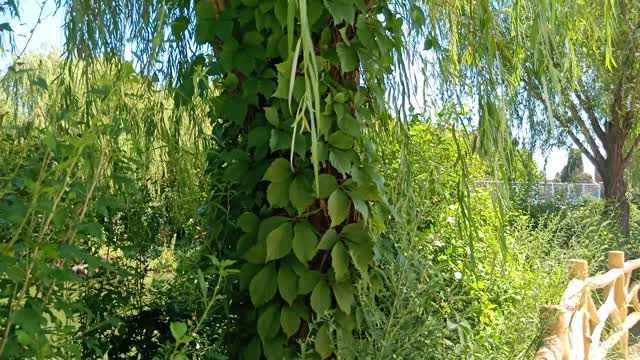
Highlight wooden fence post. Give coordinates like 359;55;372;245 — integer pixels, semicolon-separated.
608;251;628;358
534;305;571;360
568;259;590;359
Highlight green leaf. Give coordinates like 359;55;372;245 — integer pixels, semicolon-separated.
265;106;280;127
329;149;355;175
16;330;31;345
240;263;261;290
328;130;354;149
257;304;281;340
267;181;291;208
278;263;298;305
197;269;208;300
341;222;368;244
289;176;315;214
336;113;360;137
238;212;260;233
315;324;333;359
263;158;292;182
331;242;350;282
315;174;338;198
262;335;286;359
336;43;358;72
328;189;350;227
317;229;339;250
348;241;373;273
243;31;263;46
170;322;188;340
292;300;311;321
323;0;356;25
280;306;301;338
270;129;292;151
335;309;355;331
266;222;293;261
248;126;271;156
171;16;189;39
298;269;321;295
293;222;319;263
352;198;369;223
311;280;332;315
250;263;278;306
258;216;290;242
243;337;262;360
12;306;43;333
333;281;355;314
244;239;267;264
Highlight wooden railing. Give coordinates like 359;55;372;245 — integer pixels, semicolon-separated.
535;251;640;359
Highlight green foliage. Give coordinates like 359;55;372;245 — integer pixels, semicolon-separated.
0;54;230;359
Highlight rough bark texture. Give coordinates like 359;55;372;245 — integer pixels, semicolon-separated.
593;118;632;237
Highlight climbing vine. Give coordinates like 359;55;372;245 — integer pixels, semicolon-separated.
187;0;404;357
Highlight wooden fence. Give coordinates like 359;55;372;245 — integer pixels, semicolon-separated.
535;251;640;359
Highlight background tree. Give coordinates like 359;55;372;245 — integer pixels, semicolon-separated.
559;148;593;183
509;1;640;235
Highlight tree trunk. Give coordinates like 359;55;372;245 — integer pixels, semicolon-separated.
600;123;630;237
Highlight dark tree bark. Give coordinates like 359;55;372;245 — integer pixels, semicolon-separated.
600;120;631;236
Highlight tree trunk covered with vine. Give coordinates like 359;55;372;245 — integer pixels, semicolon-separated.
199;0;401;357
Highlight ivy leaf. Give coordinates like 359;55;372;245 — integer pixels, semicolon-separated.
243;337;262;360
332;281;355;314
262;335;286;359
341;222;368;244
337;113;361;137
352;198;369;223
278;263;298;305
267;181;291;208
281;306;301;338
240;263;261;290
329;149;355;175
323;0;356;25
298;269;321;295
317;229;339;250
238;212;260;233
336;43;358;72
257;304;281;341
244;240;267;264
328;130;353;149
315;324;333;359
250;263;278;306
263;158;292;182
311;280;332;315
266;222;293;261
258;216;290;242
328;189;350;227
265;106;280;127
293;222;319;263
331;242;350;282
315;174;338;198
289;176;315;214
270;129;292;151
335;309;355;332
248;126;271;157
348;241;373;273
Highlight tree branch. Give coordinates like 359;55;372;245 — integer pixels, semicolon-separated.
560;89;606;165
575;79;607;145
560;118;601;168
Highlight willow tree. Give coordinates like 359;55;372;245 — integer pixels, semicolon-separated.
55;0;422;357
0;0;536;357
506;1;640;234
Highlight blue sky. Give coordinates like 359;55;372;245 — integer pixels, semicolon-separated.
2;1;594;180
